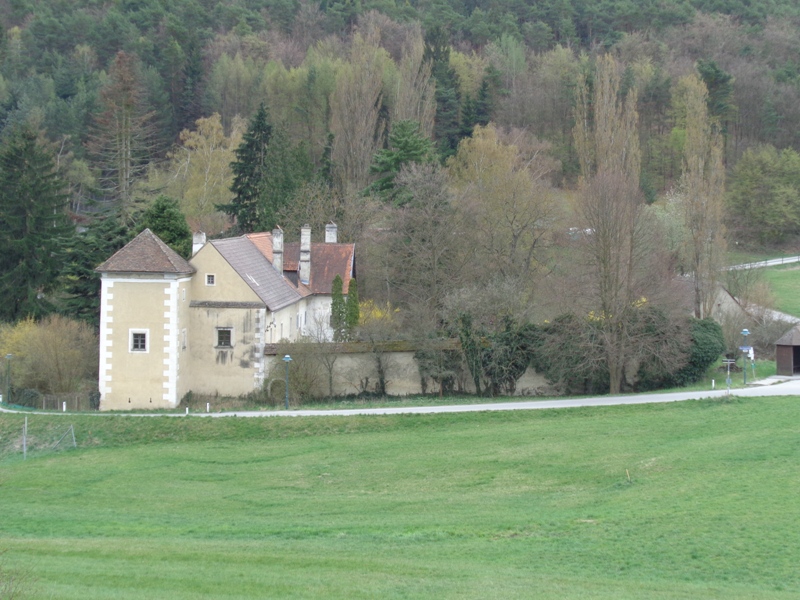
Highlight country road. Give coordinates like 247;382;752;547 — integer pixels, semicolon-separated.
2;376;799;418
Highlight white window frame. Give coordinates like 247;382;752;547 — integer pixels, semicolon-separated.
215;327;233;348
206;273;216;286
129;329;149;353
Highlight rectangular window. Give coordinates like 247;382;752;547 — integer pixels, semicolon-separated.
130;330;148;352
206;274;216;286
216;328;232;348
181;329;187;350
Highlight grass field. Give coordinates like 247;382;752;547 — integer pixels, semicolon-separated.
763;265;800;318
1;397;799;599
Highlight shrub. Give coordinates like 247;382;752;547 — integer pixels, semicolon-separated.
0;316;98;394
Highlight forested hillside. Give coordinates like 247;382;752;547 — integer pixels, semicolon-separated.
0;0;797;395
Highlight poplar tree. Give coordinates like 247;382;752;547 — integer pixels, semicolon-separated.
676;73;726;318
573;54;668;394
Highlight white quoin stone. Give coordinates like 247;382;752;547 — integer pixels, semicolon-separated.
325;222;338;244
272;227;284;274
300;224;311;284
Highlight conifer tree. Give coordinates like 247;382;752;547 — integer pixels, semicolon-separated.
330;274;347;341
62;213;131;327
89;51;156;220
224;103;311;232
140;195;192;258
368;120;435;203
224;103;273;232
345;278;359;334
0;125;74;322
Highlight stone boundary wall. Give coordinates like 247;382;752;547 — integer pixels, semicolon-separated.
263;340;547;398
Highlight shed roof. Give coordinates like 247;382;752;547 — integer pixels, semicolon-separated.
95;229;195;275
775;325;800;346
210;236;301;311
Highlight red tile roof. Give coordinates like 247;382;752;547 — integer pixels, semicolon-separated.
282;242;355;294
245;232;355;295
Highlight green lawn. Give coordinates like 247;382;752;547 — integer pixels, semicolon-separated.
763;266;800;318
1;398;799;599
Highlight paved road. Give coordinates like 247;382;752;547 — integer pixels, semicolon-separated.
727;255;800;270
4;377;798;418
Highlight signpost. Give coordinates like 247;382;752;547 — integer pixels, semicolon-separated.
740;329;750;385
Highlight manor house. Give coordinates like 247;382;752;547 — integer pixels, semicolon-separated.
95;224;355;410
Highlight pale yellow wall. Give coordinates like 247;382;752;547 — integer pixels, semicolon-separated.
175;278;192;401
101;277;172;410
189;244;263;304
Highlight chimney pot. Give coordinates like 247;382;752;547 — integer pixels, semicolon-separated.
192;232;206;256
299;225;311;284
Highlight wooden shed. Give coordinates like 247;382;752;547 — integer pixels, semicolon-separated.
775;325;800;376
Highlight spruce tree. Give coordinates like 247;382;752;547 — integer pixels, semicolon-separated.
224;103;312;232
0;125;74;322
224;103;273;232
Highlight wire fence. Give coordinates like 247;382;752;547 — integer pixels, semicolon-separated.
1;417;78;461
1;389;100;412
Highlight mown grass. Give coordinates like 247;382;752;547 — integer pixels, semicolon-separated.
763;265;800;318
1;396;799;599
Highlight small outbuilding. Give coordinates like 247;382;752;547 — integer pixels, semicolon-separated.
774;325;800;376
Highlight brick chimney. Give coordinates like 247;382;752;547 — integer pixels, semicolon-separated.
299;224;311;284
325;222;338;243
271;226;284;274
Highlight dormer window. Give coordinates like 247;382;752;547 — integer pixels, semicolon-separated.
206;274;216;286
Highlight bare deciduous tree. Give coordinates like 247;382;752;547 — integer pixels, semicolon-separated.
675;73;727;318
573;54;683;394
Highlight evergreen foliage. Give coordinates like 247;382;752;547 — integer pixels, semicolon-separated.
368;120;435;203
224;103;273;232
61;213;131;327
0;125;73;322
345;278;359;333
224;103;312;232
139;195;192;259
330;274;347;341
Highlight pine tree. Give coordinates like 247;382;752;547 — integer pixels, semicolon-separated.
0;125;74;322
